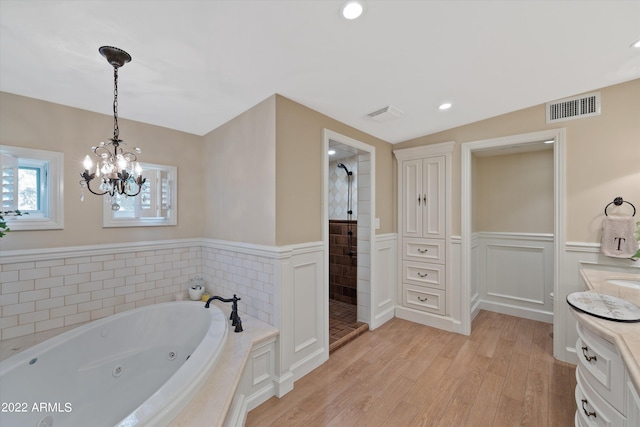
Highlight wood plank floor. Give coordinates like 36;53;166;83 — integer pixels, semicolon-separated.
246;310;577;427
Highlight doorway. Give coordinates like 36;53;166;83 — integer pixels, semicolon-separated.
323;129;374;353
461;129;566;359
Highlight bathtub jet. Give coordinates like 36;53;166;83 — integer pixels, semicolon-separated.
204;294;243;333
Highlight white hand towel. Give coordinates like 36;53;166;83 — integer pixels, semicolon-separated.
601;215;639;258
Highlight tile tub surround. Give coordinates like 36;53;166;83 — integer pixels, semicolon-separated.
0;239;279;342
329;220;357;305
0;244;202;342
573;268;640;393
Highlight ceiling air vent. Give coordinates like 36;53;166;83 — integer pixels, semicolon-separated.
546;91;600;123
367;105;404;122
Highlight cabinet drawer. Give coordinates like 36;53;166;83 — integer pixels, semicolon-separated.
402;261;444;289
575;368;626;427
576;323;625;413
403;284;445;315
403;238;445;264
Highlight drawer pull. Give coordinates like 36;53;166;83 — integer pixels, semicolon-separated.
417;248;429;253
581;399;596;418
581;346;597;362
417;272;428;278
418;296;428;302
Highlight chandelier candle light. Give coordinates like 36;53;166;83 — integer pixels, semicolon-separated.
80;46;145;210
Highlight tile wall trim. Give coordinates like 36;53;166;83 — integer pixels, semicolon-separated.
0;238;203;264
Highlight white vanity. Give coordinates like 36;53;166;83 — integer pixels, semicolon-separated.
571;268;640;427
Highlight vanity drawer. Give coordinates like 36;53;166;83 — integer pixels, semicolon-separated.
575;368;626;427
403;238;445;264
402;261;444;289
403;284;445;315
576;323;625;413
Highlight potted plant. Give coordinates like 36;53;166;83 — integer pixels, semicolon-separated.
0;210;26;238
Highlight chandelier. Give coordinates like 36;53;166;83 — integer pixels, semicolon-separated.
80;46;145;209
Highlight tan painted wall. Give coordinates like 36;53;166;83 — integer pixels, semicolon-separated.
1;92;394;251
395;79;640;242
473;149;554;233
0;92;203;251
201;96;277;246
275;95;395;246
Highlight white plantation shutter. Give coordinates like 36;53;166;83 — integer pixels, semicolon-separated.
1;153;19;210
104;162;176;227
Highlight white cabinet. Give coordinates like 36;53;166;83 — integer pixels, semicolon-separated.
573;321;640;426
626;375;640;427
395;142;453;323
401;156;445;239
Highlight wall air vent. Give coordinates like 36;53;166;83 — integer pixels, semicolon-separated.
366;105;404;122
546;91;600;123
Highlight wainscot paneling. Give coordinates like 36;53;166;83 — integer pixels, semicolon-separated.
473;232;554;324
371;233;397;329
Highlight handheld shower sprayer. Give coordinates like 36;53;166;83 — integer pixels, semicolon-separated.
337;163;352;175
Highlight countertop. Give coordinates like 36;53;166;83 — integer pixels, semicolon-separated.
573;268;640;394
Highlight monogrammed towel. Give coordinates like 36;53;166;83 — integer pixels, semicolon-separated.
601;215;638;258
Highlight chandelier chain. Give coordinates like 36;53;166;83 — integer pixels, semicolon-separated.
113;67;119;141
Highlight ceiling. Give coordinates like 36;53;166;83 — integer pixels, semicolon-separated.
1;1;639;144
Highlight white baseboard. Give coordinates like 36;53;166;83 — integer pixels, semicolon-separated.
370;306;395;330
478;300;553;324
274;371;294;398
395;306;463;333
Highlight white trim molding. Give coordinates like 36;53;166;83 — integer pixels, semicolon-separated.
461;128;567;359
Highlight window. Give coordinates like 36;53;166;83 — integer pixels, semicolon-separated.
0;146;64;231
103;162;177;227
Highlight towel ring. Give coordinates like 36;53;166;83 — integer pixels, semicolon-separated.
604;197;636;217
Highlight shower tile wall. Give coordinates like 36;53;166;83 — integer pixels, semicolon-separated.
329;220;357;305
329;157;357;220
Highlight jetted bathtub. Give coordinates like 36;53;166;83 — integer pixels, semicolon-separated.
0;301;228;427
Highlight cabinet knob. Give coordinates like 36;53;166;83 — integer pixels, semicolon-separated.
581;346;597;362
417;272;428;278
417;248;429;253
418;296;428;302
581;399;597;418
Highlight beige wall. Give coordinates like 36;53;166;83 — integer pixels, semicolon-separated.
1;92;394;251
395;79;640;242
0;92;203;251
201;96;277;246
473;149;554;233
275;95;395;246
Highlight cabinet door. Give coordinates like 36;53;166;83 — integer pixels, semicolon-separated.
626;375;640;427
402;159;422;237
422;156;445;239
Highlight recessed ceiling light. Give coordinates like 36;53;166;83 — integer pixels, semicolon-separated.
631;39;640;48
438;102;452;110
342;1;364;20
328;149;336;155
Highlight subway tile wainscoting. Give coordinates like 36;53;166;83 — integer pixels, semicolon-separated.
0;239;278;346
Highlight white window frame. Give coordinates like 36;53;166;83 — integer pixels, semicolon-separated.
102;162;177;227
0;145;64;231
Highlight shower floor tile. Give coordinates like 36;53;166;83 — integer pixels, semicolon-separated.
329;299;368;353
